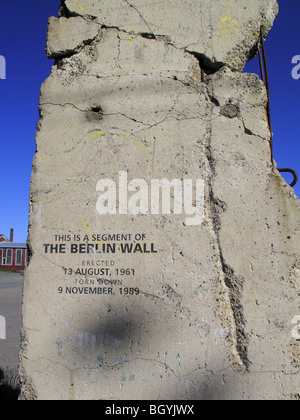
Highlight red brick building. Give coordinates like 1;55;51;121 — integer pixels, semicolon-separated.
0;231;27;271
0;234;8;243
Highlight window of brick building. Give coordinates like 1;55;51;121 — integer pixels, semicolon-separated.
6;249;12;265
16;249;22;266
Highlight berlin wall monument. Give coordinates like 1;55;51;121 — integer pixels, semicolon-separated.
20;0;300;400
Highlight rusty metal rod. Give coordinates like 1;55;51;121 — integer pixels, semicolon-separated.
260;26;274;165
277;168;298;188
258;48;265;86
259;26;298;188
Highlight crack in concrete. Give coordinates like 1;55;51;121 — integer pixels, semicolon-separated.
123;0;154;36
202;83;250;372
52;13;225;76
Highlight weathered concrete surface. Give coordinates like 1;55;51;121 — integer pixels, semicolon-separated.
61;0;278;71
46;16;99;59
20;0;300;400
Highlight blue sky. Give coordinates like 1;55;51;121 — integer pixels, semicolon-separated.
0;0;299;242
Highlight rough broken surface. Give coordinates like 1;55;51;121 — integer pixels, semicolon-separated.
46;16;99;59
59;0;279;71
20;0;300;400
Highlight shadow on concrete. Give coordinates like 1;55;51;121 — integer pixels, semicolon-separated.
0;368;20;400
57;304;240;400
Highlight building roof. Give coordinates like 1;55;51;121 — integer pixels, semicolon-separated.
0;234;8;242
0;242;27;249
